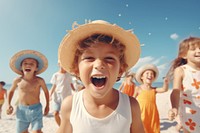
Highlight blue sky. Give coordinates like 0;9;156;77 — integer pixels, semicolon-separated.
0;0;200;84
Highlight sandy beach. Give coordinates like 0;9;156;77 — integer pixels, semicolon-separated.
0;90;181;133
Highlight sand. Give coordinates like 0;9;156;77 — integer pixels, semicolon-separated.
0;90;182;133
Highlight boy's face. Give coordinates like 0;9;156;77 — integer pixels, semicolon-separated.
141;70;155;84
77;43;122;98
21;58;38;75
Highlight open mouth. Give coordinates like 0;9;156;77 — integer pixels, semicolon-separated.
91;76;107;87
25;68;31;72
147;77;152;80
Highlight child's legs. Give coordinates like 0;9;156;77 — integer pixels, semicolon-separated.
32;129;43;133
30;104;43;131
183;128;190;133
17;103;43;133
54;111;61;126
0;104;3;119
0;101;4;117
53;100;61;126
16;106;30;133
0;104;2;114
16;119;30;133
21;130;29;133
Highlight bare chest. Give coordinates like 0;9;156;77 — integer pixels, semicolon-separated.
18;80;40;93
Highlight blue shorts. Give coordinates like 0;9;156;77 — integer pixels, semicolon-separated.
16;103;43;133
53;100;61;112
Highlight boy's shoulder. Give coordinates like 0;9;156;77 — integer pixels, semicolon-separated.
35;76;45;82
13;76;22;83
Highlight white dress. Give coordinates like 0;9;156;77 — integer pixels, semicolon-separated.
70;90;132;133
179;65;200;132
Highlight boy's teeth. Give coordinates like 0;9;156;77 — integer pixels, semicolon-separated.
92;76;106;79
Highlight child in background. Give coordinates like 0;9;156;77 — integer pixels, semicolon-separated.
119;72;135;96
167;37;200;133
134;64;169;133
70;76;84;93
7;50;49;133
0;81;7;119
49;62;73;126
57;20;144;133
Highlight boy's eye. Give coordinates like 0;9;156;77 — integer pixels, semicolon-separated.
83;57;94;62
105;57;115;62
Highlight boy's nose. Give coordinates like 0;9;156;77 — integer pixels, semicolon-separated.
94;60;105;70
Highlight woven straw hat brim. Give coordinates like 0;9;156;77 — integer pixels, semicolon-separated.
135;64;159;84
10;50;48;75
59;20;141;74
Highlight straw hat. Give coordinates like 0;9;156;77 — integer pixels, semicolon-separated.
59;20;141;74
135;64;159;84
10;50;48;75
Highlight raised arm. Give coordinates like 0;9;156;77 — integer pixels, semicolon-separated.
156;77;169;93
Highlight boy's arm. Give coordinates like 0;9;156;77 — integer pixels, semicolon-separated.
57;96;73;133
129;97;145;133
156;77;169;93
7;78;19;115
40;78;49;115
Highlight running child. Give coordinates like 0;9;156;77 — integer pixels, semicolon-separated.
7;50;49;133
57;20;144;133
168;37;200;133
134;64;169;133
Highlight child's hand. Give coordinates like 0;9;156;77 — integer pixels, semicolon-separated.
168;108;178;121
44;106;49;116
6;106;13;115
163;77;169;84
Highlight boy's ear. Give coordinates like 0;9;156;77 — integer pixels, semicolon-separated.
35;67;39;72
73;68;80;77
180;52;187;59
118;67;125;78
182;56;187;59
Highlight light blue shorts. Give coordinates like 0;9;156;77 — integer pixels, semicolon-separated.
53;100;61;112
16;103;43;133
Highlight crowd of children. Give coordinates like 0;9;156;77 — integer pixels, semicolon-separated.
0;19;199;133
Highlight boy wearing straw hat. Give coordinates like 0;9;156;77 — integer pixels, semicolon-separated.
57;20;144;133
7;50;49;133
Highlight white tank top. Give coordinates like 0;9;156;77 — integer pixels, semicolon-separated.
70;90;132;133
